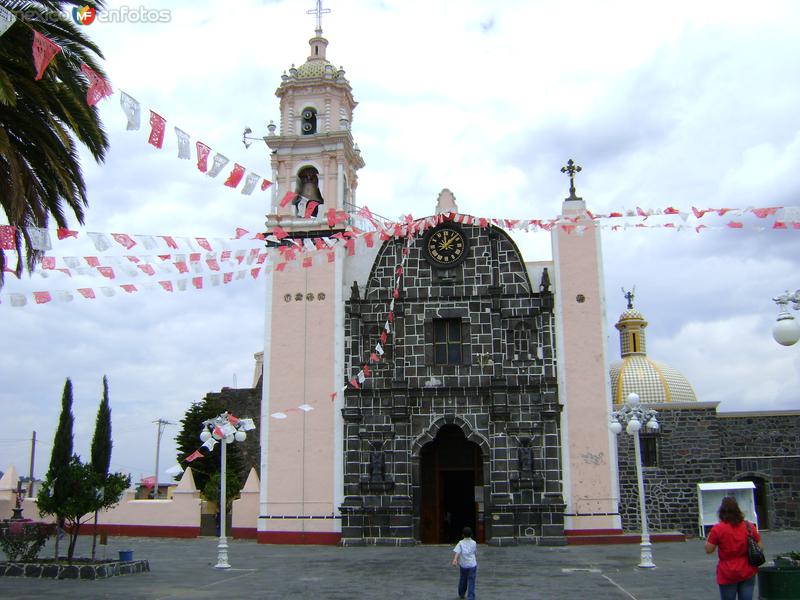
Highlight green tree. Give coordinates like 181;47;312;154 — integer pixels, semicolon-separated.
175;398;245;494
89;375;112;559
202;469;242;512
0;0;109;287
37;455;129;563
46;377;74;559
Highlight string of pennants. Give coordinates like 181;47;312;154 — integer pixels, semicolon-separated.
0;5;272;195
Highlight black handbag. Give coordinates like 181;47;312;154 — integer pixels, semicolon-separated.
746;522;765;567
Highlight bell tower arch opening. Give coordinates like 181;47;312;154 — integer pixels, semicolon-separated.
419;424;484;544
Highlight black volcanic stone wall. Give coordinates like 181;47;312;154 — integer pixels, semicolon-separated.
616;406;800;535
341;224;565;546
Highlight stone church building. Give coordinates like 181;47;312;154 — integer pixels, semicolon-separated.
200;19;800;546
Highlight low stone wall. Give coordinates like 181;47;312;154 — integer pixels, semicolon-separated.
0;559;150;579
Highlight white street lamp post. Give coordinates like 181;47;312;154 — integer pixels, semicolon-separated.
609;392;659;569
772;290;800;346
198;412;255;570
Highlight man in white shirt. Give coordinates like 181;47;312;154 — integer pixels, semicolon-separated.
451;526;478;600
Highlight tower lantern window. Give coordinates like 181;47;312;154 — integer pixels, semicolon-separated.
301;107;317;135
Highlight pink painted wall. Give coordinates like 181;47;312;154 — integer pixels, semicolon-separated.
554;202;620;532
264;259;338;536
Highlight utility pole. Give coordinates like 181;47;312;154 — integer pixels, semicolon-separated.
153;419;175;499
27;431;36;497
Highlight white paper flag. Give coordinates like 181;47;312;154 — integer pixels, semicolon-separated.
239;418;256;431
63;257;81;269
174;127;191;159
8;293;27;307
88;232;112;252
207;153;229;178
27;227;52;251
270;412;287;420
241;172;260;195
100;286;115;297
165;464;184;476
202;437;218;451
119;91;141;130
135;234;158;250
176;278;188;291
56;290;73;302
0;6;17;37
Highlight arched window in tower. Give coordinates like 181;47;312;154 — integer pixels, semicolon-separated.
294;166;325;217
301;107;317;135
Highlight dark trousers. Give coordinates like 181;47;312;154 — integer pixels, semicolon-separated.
458;566;477;600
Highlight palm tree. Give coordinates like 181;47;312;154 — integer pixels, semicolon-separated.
0;0;109;286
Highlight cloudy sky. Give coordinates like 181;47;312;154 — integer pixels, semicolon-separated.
2;0;799;485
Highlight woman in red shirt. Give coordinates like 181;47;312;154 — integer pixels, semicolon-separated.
705;496;763;600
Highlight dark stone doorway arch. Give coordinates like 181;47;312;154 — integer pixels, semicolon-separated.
418;424;484;544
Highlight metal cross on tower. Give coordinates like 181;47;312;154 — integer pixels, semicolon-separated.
622;287;636;309
560;159;582;199
307;0;331;35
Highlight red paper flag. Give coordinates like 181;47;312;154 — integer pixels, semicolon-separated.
251;267;261;278
85;256;100;267
185;450;204;463
727;221;744;229
279;191;298;208
364;232;375;248
272;226;289;240
379;330;388;344
223;272;233;284
234;227;249;239
327;251;335;263
0;225;16;249
304;201;320;218
752;207;778;219
41;256;55;270
664;206;680;215
192;276;203;289
344;239;355;256
97;266;115;279
33;291;52;304
196;141;211;172
349;378;361;389
111;233;136;249
126;255;141;263
161;235;178;249
56;228;78;240
773;221;788;230
196;237;212;251
302;256;313;268
276;262;287;272
77;288;96;299
174;261;188;274
220;250;232;262
141;476;156;489
121;284;137;293
80;63;113;106
206;258;220;271
224;164;246;188
261;179;273;191
159;281;174;292
257;253;267;265
138;264;155;276
32;30;61;80
370;352;380;363
148;111;166;149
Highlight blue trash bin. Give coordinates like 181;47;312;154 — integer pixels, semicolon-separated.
118;550;134;562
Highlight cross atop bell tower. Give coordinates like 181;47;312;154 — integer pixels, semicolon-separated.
265;7;364;229
307;0;331;36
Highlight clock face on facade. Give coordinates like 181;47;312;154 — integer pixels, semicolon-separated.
424;225;469;268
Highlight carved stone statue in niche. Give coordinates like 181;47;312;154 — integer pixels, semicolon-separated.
294;166;325;217
517;437;534;475
368;441;386;482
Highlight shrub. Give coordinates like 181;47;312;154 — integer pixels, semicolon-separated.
0;521;55;562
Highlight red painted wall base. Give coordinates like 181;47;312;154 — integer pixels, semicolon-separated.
232;527;258;540
77;524;200;538
256;531;342;545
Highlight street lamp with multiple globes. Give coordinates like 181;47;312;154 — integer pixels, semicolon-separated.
609;392;660;569
772;290;800;346
199;412;255;570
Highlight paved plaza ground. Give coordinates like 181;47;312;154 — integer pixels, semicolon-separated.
1;530;797;599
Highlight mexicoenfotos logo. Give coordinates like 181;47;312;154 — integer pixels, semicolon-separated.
69;5;171;26
72;6;96;25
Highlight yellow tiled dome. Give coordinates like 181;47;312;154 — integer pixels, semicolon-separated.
610;356;697;404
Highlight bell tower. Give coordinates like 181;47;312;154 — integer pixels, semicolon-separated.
259;5;364;544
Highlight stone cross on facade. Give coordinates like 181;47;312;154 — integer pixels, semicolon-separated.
307;0;331;34
560;159;582;199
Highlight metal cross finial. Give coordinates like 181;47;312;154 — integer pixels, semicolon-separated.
622;287;636;309
307;0;331;35
560;159;582;198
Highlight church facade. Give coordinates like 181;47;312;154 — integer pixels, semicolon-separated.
252;23;620;546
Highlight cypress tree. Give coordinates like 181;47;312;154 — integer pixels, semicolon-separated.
89;376;113;559
46;378;75;558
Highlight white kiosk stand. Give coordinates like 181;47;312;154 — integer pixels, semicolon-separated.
697;481;757;538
